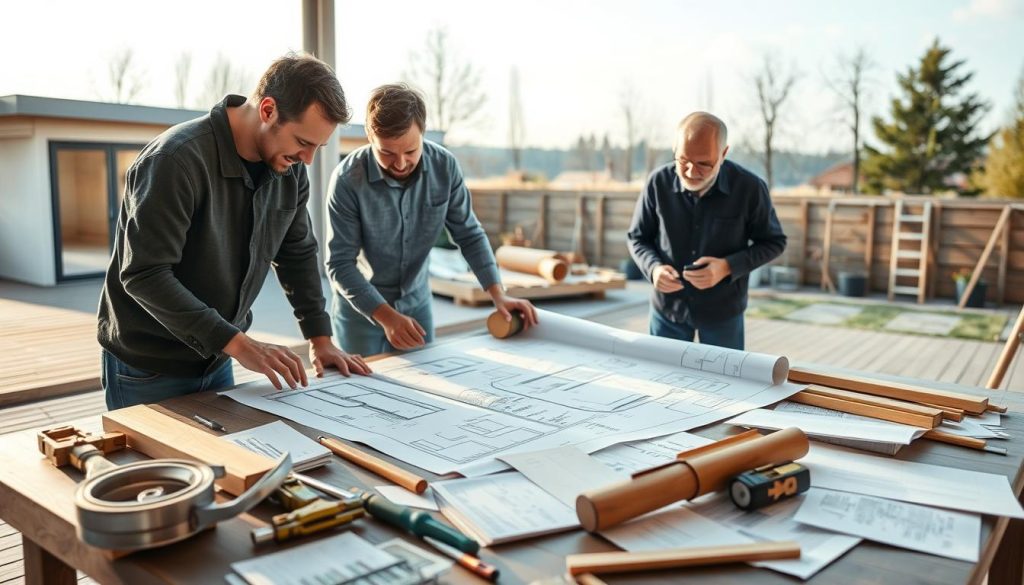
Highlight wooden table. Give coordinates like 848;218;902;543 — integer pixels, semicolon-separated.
1;367;1022;585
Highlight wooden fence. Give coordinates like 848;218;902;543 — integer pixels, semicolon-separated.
468;188;1024;305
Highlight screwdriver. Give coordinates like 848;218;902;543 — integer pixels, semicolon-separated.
291;472;480;554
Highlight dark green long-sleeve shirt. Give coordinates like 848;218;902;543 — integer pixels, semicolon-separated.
97;95;332;377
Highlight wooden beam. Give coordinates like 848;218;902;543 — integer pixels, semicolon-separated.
803;385;946;419
566;541;801;576
998;208;1011;305
987;305;1024;390
864;203;876;293
596;194;606;267
536;193;549;249
498;191;508;235
958;205;1012;310
928;202;943;299
820;201;836;293
790;391;941;428
102;405;275;496
788;367;989;414
799;199;810;285
22;535;76;585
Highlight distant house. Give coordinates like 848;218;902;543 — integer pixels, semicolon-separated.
0;95;441;286
807;161;855;194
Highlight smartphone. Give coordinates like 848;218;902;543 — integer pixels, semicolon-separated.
683;263;708;271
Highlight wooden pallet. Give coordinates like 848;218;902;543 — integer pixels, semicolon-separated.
430;269;627;307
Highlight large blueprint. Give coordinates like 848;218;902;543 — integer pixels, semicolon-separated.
222;310;801;475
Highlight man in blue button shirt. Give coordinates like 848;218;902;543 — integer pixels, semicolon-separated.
326;83;538;355
627;112;786;350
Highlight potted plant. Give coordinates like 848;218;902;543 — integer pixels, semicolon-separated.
953;268;987;308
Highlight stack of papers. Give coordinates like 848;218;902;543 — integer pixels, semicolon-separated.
727;402;927;455
432;472;578;546
222;420;332;471
225;532;445;585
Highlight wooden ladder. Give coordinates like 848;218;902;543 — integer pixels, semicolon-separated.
887;199;932;303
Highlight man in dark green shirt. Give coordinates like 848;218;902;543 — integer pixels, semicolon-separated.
98;53;370;410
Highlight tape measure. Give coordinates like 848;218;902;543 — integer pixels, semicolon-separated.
729;462;810;511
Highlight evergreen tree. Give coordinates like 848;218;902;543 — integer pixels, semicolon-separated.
974;67;1024;198
862;39;990;194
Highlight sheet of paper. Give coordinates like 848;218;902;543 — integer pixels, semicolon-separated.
221;420;331;471
591;430;715;474
794;488;980;562
686;493;861;580
222;309;800;475
432;472;578;545
940;417;1000;439
375;485;439;511
500;446;627;507
229;532;407;584
802;443;1024;518
600;506;753;551
729;405;926;445
973;411;1001;427
376;538;452;580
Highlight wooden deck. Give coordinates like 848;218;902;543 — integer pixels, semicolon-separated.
1;302;1022;584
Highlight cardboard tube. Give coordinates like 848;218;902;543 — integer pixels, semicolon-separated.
487;311;524;339
495;246;569;282
576;428;809;532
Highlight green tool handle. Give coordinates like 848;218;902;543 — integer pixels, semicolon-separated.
363;493;480;554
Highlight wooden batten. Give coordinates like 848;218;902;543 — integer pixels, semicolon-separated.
788;367;988;415
789;391;941;429
804;385;945;419
566;541;801;576
101;405;274;496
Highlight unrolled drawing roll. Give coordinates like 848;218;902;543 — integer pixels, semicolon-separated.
494;246;569;282
575;427;809;532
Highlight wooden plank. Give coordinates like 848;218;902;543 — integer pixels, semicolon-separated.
998;208;1011;305
988;306;1024;390
820;201;836;293
958;205;1012;309
799;199;810;285
787;367;989;414
790;391;941;428
429;272;626;306
596;195;606;267
101;405;275;496
803;385;945;420
919;201;932;304
865;203;876;293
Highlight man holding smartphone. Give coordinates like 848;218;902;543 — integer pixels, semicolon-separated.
626;112;786;350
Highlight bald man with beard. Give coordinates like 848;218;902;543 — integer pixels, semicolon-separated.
626;112;787;350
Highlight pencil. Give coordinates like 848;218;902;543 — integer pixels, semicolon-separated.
423;537;499;581
923;430;1007;455
318;435;429;493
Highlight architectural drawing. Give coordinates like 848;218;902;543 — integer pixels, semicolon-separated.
223;310;800;475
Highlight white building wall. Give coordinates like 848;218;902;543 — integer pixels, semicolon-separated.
0;118;170;285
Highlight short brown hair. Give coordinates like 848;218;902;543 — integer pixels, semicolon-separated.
366;83;427;139
253;52;351;125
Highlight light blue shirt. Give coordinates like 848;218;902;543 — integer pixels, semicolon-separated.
325;140;500;319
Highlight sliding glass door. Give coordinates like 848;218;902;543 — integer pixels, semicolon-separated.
50;142;142;280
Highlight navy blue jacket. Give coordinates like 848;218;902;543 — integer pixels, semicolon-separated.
627;160;786;327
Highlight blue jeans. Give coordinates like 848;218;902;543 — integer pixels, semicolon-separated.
649;308;745;350
102;350;235;410
331;294;435;356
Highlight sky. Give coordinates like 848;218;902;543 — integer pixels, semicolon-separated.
2;0;1022;154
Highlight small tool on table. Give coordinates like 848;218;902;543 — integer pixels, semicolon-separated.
251;475;365;545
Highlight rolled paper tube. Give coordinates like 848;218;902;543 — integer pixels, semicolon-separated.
495;246;569;282
487;311;524;339
576;427;809;532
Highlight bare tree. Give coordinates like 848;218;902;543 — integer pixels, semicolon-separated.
751;54;799;190
404;27;487;136
508;66;526;171
199;54;248;109
823;47;876;194
106;47;146;104
173;52;193;109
